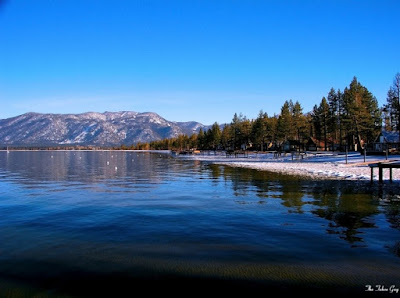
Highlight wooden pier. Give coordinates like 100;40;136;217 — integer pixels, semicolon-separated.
368;160;400;183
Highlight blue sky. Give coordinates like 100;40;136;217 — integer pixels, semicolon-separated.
0;0;399;125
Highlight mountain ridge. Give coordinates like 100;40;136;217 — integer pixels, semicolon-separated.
0;111;208;146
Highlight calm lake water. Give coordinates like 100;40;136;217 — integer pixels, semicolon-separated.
0;151;399;296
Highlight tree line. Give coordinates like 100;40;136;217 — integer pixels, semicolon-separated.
131;74;400;152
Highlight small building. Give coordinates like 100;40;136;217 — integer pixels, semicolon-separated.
306;137;325;151
367;130;400;155
306;137;341;151
282;140;303;152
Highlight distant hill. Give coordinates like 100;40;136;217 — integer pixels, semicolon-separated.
0;111;208;146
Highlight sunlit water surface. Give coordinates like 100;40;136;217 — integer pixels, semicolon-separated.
0;151;399;296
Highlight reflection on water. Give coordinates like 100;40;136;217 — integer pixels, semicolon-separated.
211;165;400;246
0;150;178;183
0;151;400;296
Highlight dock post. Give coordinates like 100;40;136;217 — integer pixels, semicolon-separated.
370;167;374;183
390;168;393;182
379;164;383;183
364;148;366;162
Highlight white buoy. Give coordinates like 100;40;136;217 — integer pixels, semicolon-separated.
107;161;110;165
115;166;118;171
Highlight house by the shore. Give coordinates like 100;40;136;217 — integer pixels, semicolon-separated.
305;137;341;151
306;137;325;151
282;140;303;152
367;130;400;155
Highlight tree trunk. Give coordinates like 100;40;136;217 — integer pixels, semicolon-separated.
352;116;363;152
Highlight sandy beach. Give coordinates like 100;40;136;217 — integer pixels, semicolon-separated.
176;151;400;182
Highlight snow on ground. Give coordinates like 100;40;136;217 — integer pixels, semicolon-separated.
176;151;400;182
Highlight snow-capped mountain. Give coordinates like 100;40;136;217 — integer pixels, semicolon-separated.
0;111;207;146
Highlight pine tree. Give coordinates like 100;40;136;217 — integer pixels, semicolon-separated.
326;88;345;150
230;113;245;150
220;125;231;150
266;114;278;146
292;101;307;142
312;104;322;141
197;128;205;150
385;73;400;141
240;117;252;150
189;133;198;149
251;110;268;151
343;77;381;150
319;97;330;150
276;101;292;142
327;88;338;144
208;122;222;150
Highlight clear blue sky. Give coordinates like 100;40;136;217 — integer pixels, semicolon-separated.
0;0;399;125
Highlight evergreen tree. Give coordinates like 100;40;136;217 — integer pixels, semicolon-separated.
343;77;381;150
132;76;388;153
197;128;205;150
292;101;307;142
230;113;243;149
240;116;252;149
189;133;198;149
267;114;279;146
208;122;222;150
326;88;345;150
276;100;292;142
312;104;322;141
327;88;339;145
220;125;231;150
251;110;267;151
385;72;400;141
319;97;330;150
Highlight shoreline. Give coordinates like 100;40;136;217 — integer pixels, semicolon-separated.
175;151;400;182
0;149;172;154
2;149;399;182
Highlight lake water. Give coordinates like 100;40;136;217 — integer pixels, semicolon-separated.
0;151;399;296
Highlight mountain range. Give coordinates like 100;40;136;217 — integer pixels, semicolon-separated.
0;111;207;146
